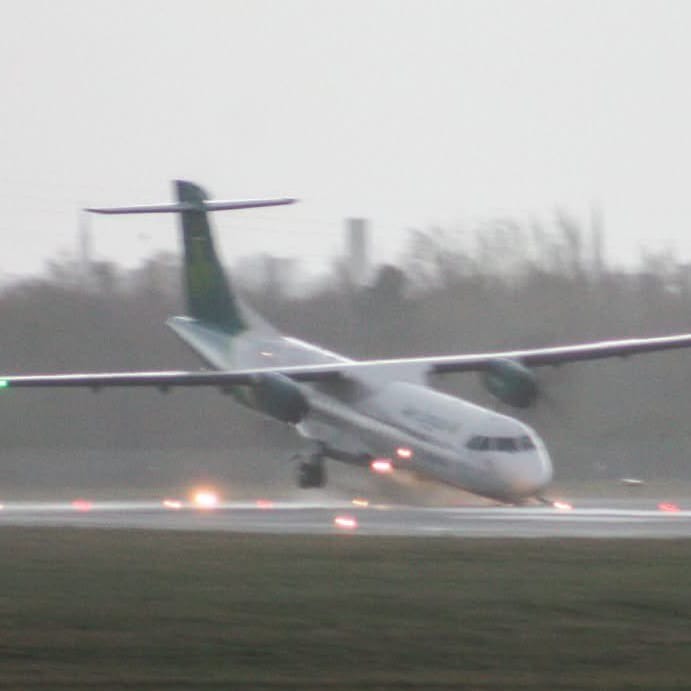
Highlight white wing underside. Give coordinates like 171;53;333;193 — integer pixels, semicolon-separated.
3;332;691;390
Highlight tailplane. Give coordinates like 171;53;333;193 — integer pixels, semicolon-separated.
87;180;296;334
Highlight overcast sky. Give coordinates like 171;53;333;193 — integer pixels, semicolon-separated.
2;0;691;280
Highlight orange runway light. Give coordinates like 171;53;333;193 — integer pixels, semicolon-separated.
658;502;681;513
162;499;182;510
351;498;369;507
71;499;93;512
370;459;393;474
396;447;413;460
552;500;573;511
334;515;358;530
255;499;274;509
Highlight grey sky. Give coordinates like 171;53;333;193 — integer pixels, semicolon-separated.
2;0;690;279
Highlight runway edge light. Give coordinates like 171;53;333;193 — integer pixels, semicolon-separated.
334;515;358;530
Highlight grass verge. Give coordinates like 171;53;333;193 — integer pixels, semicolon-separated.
0;529;689;689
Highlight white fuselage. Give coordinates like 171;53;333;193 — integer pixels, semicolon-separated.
168;317;554;502
302;380;552;502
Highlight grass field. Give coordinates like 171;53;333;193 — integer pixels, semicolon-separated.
0;529;690;689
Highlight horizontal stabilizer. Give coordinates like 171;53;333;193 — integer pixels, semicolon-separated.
85;198;297;215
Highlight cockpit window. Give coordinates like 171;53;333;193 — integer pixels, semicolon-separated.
466;434;536;453
466;435;490;450
495;437;517;452
519;435;536;450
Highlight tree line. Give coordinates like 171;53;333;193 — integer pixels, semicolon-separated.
1;215;690;493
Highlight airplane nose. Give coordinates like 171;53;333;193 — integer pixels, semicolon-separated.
499;448;553;498
535;448;554;489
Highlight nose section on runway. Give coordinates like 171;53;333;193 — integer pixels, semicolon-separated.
498;445;553;499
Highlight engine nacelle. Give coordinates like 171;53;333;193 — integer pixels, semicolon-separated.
482;358;538;408
253;372;310;424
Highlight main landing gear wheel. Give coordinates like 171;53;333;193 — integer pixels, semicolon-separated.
296;455;326;489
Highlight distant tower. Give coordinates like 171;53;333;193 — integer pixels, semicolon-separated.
345;217;369;286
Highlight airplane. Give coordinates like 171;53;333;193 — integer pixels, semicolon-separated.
4;179;691;504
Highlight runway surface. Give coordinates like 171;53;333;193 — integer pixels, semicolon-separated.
0;497;690;537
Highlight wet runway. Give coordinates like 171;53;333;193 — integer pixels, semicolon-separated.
0;498;690;538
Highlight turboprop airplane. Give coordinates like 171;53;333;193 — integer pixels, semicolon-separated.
4;180;691;504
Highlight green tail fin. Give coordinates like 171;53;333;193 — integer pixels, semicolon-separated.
85;180;296;335
176;180;247;334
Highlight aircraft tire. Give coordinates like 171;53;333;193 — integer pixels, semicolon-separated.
297;458;326;488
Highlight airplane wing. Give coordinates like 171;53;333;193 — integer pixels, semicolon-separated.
424;332;691;373
0;367;342;390
3;332;691;389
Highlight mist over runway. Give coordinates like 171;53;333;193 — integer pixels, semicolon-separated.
0;498;690;538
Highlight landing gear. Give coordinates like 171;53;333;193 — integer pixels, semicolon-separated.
293;445;327;489
296;457;326;488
